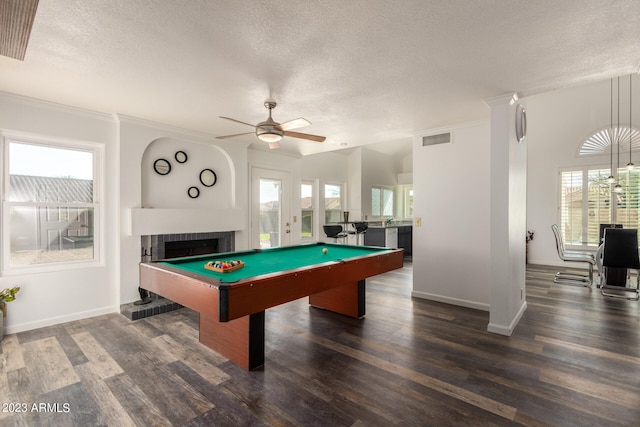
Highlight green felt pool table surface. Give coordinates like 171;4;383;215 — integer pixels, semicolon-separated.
160;243;396;283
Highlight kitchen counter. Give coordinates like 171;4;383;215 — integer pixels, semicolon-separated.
367;221;413;228
364;223;412;256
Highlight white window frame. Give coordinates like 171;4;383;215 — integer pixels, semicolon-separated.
323;182;344;224
371;185;394;218
2;131;103;275
559;164;640;249
300;179;316;242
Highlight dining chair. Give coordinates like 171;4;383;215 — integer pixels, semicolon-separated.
595;224;623;286
600;228;640;300
551;224;595;286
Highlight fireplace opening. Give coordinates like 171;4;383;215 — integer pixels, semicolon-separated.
164;238;219;259
122;231;235;321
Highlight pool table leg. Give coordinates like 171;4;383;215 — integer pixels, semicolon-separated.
308;279;365;318
199;311;265;370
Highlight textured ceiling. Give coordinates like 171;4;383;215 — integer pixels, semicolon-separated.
2;0;640;156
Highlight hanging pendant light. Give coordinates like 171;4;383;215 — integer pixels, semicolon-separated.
627;74;635;170
607;78;616;183
614;76;624;193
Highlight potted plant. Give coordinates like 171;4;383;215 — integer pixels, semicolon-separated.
526;230;535;263
0;286;20;341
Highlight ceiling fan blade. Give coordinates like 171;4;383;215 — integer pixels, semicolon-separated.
276;117;311;131
215;132;254;139
283;131;326;143
219;116;257;128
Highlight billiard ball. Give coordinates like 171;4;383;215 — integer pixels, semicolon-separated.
322;248;328;254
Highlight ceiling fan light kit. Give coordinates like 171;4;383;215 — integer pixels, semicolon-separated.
257;131;282;143
217;100;326;149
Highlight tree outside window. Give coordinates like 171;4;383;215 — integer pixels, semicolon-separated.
301;180;314;238
372;186;394;217
324;183;342;223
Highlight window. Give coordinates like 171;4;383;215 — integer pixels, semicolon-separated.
560;166;640;247
3;136;100;271
301;180;314;238
372;186;394;217
324;183;342;223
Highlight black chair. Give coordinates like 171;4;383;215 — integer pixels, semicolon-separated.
551;224;595;286
599;223;623;243
596;224;623;286
323;225;347;243
601;228;640;300
349;222;368;245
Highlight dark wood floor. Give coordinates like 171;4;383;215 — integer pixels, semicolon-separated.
1;263;640;426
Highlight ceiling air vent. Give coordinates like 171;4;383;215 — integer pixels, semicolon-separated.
422;132;451;147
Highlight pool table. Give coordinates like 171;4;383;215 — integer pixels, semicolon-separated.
139;243;404;370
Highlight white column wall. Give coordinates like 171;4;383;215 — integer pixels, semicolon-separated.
486;94;527;336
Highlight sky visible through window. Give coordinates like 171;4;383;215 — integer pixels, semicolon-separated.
260;179;280;203
10;142;93;180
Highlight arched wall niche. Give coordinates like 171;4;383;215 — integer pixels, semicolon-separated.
141;137;235;209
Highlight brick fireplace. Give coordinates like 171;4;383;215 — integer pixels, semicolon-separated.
121;231;235;320
140;231;235;261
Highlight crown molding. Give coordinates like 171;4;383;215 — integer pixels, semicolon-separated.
0;91;116;122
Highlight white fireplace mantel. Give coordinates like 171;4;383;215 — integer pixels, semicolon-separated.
128;208;245;236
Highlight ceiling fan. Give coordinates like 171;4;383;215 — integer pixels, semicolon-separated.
216;101;326;149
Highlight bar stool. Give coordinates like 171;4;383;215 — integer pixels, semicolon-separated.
350;222;368;245
323;225;348;243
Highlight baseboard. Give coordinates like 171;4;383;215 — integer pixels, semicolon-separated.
411;290;490;311
487;301;528;336
4;305;119;335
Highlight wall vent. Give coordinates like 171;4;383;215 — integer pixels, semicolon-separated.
422;132;451;147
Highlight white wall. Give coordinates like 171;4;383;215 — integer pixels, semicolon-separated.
361;148;399;220
412;121;492;310
119;117;249;304
401;153;413;173
526;78;639;267
0;93;119;334
141;138;234;209
347;149;363;221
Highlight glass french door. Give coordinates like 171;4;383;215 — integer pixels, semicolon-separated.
251;168;291;248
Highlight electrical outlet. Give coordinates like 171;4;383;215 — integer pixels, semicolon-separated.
415;217;422;227
293;216;297;223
